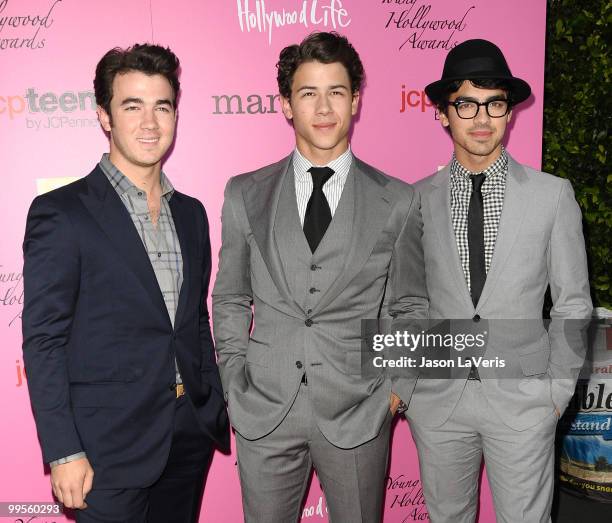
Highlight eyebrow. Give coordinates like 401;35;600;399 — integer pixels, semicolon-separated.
295;84;350;93
119;97;173;106
453;95;508;103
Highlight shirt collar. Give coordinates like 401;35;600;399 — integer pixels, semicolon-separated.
99;153;174;198
450;147;508;185
292;146;353;183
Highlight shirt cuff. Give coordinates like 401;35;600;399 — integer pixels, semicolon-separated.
49;452;87;468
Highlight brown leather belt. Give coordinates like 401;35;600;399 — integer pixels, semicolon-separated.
175;383;185;398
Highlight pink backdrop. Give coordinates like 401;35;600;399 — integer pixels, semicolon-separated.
0;1;546;521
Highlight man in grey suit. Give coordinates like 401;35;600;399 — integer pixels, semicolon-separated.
213;32;427;522
407;39;592;522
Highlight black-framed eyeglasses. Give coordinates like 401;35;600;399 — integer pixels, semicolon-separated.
447;98;511;119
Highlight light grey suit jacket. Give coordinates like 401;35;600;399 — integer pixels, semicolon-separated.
213;154;428;448
408;154;592;430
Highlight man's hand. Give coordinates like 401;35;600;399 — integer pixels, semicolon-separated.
51;457;94;509
390;392;402;415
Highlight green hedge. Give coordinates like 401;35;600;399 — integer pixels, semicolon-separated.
543;0;611;308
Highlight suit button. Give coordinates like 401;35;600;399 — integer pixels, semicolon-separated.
310;264;318;271
473;314;481;322
305;319;313;327
169;383;177;391
309;287;318;294
296;361;303;369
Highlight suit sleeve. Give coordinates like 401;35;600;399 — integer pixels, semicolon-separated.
547;179;593;414
383;187;429;404
212;177;253;398
197;201;225;399
22;196;83;463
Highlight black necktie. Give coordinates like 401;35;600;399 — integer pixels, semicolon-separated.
468;173;486;307
303;166;335;253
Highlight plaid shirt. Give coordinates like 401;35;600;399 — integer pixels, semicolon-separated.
450;148;507;293
49;156;185;467
99;154;183;383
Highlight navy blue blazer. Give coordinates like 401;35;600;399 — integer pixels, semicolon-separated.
22;166;229;489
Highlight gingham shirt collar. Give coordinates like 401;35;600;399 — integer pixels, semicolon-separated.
450;148;508;191
99;153;175;200
449;148;508;293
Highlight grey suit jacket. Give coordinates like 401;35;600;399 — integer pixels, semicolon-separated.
213;154;428;448
408;154;592;430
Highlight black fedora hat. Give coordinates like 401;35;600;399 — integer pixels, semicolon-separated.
425;39;531;105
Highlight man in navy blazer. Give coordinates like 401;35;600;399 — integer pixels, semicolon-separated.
22;44;228;522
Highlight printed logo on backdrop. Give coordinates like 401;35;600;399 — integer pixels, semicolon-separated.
0;265;22;329
0;87;99;130
382;0;475;51
0;0;62;51
236;0;351;44
387;474;429;521
1;264;26;390
212;92;280;115
300;495;328;520
399;85;438;119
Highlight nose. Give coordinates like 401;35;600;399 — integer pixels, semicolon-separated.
473;104;490;125
316;94;332;115
140;107;159;130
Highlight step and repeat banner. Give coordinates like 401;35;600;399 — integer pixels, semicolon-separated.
0;1;546;521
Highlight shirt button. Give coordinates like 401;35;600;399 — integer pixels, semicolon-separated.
137;192;143;196
309;287;318;294
157;252;162;257
295;361;303;369
310;264;318;271
307;308;312;315
473;314;481;322
305;319;313;327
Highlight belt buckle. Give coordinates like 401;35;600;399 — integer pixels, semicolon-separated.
175;383;185;398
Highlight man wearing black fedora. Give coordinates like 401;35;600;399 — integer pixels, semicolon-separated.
406;39;592;521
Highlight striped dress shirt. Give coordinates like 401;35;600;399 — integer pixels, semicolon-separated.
292;146;353;225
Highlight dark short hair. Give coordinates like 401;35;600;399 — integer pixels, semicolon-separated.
94;43;180;119
277;32;364;99
434;78;513;114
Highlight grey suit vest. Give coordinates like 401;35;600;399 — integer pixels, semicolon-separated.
274;164;355;314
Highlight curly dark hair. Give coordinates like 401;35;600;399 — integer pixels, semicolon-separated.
277;32;364;99
434;78;513;114
94;43;180;120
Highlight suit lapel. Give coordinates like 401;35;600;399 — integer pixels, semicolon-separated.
427;166;474;310
168;193;193;330
243;155;304;317
79;167;171;325
312;159;393;315
476;156;529;311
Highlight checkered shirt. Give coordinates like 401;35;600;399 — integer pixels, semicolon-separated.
450;149;507;293
99;153;183;384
